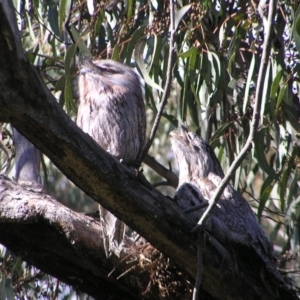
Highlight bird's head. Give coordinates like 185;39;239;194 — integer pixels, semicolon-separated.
78;57;142;96
170;126;224;183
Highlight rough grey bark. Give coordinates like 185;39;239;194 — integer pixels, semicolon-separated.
0;1;298;299
0;176;155;300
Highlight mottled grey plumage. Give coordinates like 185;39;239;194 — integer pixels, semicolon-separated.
170;126;291;298
76;58;146;257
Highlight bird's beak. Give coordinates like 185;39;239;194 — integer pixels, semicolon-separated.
79;66;90;75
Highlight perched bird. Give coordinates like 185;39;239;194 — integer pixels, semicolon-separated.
170;126;294;299
76;58;146;257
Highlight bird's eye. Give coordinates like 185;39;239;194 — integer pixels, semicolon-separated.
187;132;196;141
97;65;119;74
192;145;200;151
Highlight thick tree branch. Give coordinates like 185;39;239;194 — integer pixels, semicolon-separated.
0;176;165;299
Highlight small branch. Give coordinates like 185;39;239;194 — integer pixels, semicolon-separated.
143;154;178;188
152;181;171;188
194;0;278;230
139;0;176;163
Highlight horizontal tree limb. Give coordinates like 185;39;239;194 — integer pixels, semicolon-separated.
0;176;187;299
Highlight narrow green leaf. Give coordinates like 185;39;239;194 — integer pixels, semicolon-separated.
296;15;300;36
210;51;221;91
204;55;213;98
126;0;134;19
187;96;199;126
174;4;191;31
59;0;71;35
162;113;178;127
48;35;57;60
48;4;60;37
55;75;66;92
217;144;224;162
86;0;95;15
274;83;287;117
188;47;200;117
70;25;90;55
286;157;299;208
280;168;289;212
94;11;105;35
269;221;282;243
178;46;197;58
40;153;49;186
243;54;255;114
148;34;158;71
270;70;283;101
151;35;162;84
234;164;242;191
210;122;232;147
112;44;121;61
181;60;189;121
227;53;236;77
260;60;271;122
162;45;169;86
207;51;220;93
257;176;275;221
233;11;246;21
227;30;240;59
145;85;157;113
194;53;204;106
134;40;163;92
254;128;277;178
126;25;147;65
218;22;226;48
269;69;283;115
105;21;115;48
293;5;300;54
64;44;76;77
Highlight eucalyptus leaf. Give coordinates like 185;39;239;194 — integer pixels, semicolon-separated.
254;128;277;178
134;39;164;92
243;54;255;114
174;4;191;31
48;4;60;37
70;25;91;56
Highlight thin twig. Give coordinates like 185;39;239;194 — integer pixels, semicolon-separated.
138;0;176;164
194;0;278;230
152;181;171;188
143;154;178;188
116;265;136;280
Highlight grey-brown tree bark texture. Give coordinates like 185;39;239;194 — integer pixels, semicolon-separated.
0;1;297;299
